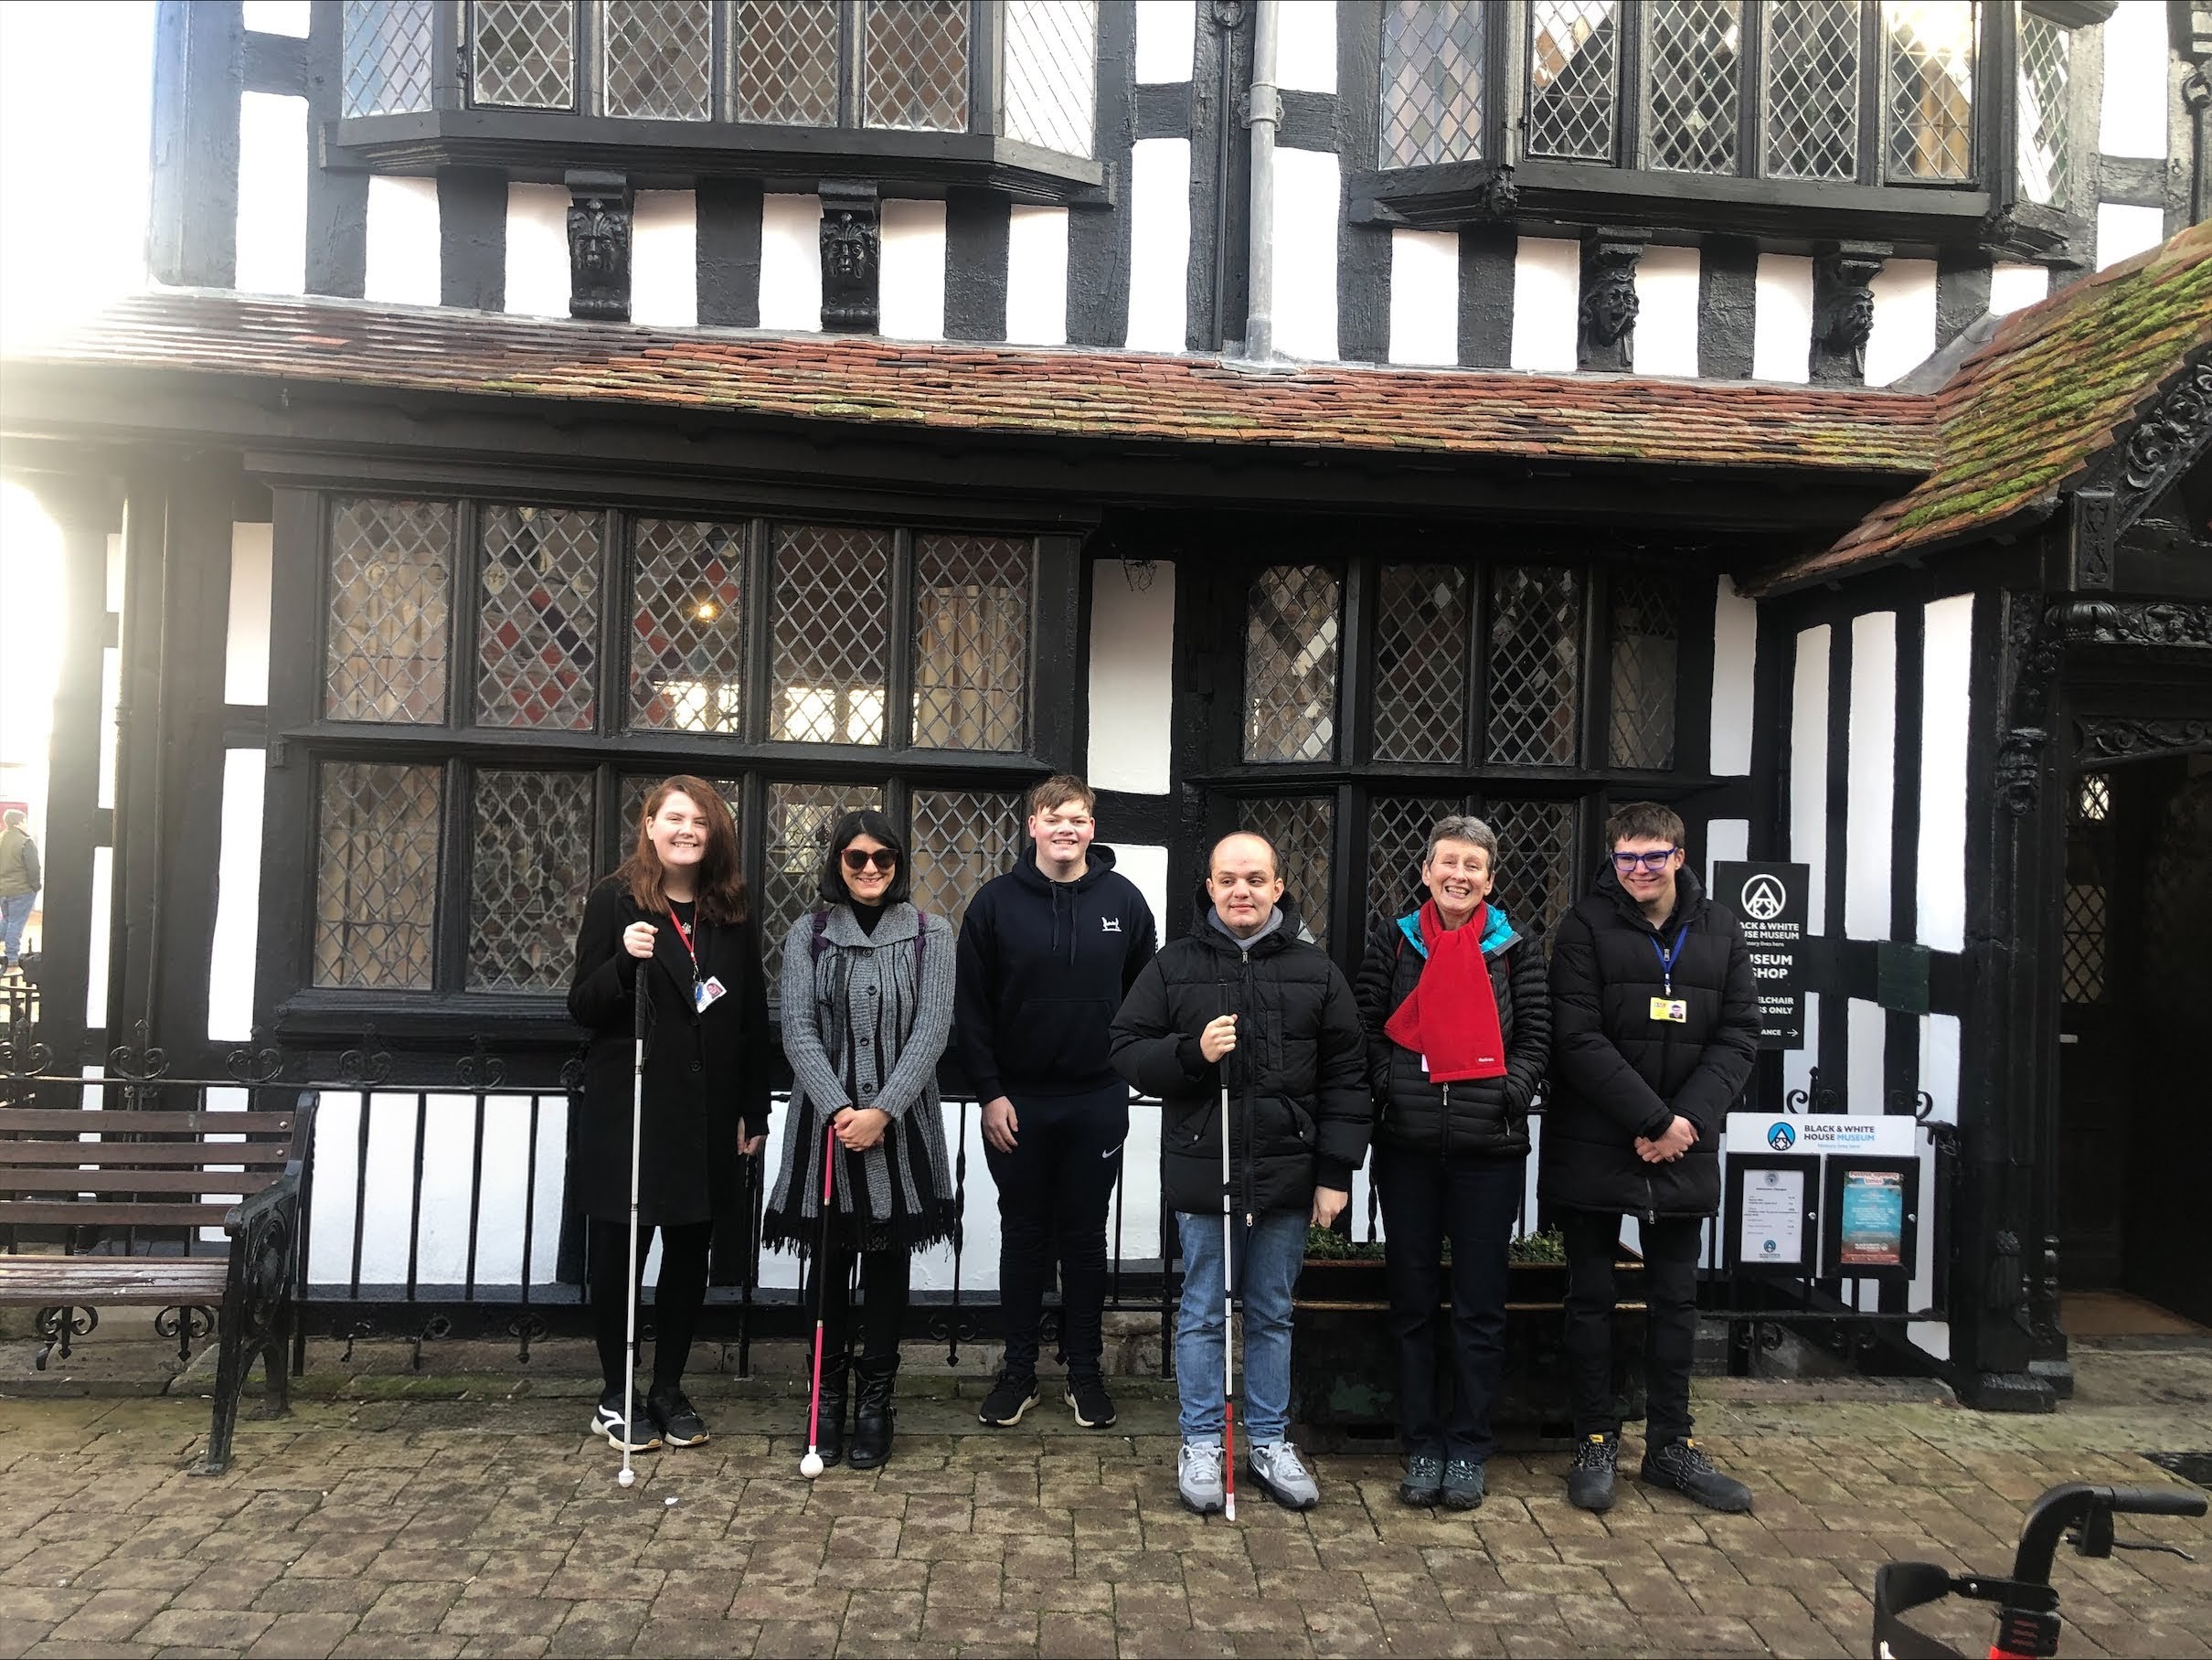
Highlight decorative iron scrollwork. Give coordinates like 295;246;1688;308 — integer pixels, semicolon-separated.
510;1311;549;1365
455;1038;506;1091
0;1035;51;1077
33;1305;97;1369
107;1019;169;1084
558;1051;587;1094
154;1304;218;1364
225;1031;283;1086
409;1314;453;1373
335;1024;392;1088
1783;1066;1837;1114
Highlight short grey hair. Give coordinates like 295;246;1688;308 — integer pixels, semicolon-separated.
1422;814;1498;873
1;809;25;828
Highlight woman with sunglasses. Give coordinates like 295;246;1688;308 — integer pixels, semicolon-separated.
763;808;958;1471
569;776;772;1454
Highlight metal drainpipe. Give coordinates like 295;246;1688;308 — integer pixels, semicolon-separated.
1242;0;1280;360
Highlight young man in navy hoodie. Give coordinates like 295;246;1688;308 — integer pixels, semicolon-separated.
957;774;1157;1429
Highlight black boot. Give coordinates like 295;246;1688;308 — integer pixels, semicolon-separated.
809;1354;849;1468
847;1356;899;1470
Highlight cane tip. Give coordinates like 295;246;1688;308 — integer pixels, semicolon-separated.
616;1466;635;1487
800;1452;825;1479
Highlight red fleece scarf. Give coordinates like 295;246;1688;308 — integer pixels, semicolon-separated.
1383;900;1508;1083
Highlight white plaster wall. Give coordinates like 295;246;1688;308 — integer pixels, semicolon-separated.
98;646;119;811
633;190;697;327
1846;997;1885;1115
503;184;569;317
878;199;948;339
1782;994;1822;1119
86;845;112;1030
1275;0;1335;91
1087;558;1175;793
759;194;824;330
1752;253;1813;383
235;92;306;296
1845;611;1897;940
1791;624;1831;936
2098;202;2166;270
1710;582;1757;775
1128;139;1191;351
1918;594;1973;952
1909;1010;1962;1360
1510;237;1579;372
226;522;271;706
242;1;308;32
207;749;263;1044
1388;229;1457;366
1705;818;1749;889
1864;258;1938;388
363;176;439;307
1989;261;2051;315
1005;205;1070;346
1271;148;1339;359
1632;244;1699;378
1135;0;1196;80
2100;2;2170;157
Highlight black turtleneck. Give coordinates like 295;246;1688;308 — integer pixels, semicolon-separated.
852;900;884;936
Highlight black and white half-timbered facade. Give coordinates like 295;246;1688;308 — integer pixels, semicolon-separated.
2;0;2208;1407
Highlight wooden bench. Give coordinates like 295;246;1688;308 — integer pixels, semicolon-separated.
0;1094;316;1474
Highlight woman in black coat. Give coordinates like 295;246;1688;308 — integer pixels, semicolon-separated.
569;775;771;1453
1353;815;1549;1513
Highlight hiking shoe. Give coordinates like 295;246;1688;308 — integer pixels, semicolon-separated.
1177;1440;1226;1515
1250;1442;1320;1511
1639;1437;1753;1514
646;1386;709;1448
1065;1374;1118;1429
977;1369;1039;1427
1441;1457;1486;1511
1568;1431;1618;1512
1398;1452;1443;1507
592;1388;661;1453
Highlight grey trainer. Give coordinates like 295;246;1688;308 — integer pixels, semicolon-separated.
1250;1441;1320;1510
1177;1440;1226;1515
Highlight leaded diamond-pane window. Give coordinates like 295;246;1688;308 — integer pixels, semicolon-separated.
2077;773;2111;823
326;496;453;725
764;779;884;947
1484;796;1578;938
862;0;969;133
770;526;893;746
1885;0;1975;181
1003;0;1097;157
468;771;595;992
343;0;434;116
1646;0;1741;175
734;0;841;125
602;0;713;121
1367;794;1462;931
1373;564;1468;764
1245;566;1342;763
2061;880;2106;1004
1486;567;1583;766
2017;8;2071;207
912;534;1032;752
314;761;441;989
476;505;601;731
1245;796;1335;952
1526;0;1620;162
629;519;748;735
1763;0;1860;178
471;0;577;110
910;788;1024;930
1380;0;1486;169
1606;575;1679;770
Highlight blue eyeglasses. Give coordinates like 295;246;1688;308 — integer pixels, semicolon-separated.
1611;847;1679;873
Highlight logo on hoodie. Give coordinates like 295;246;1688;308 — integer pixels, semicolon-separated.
1100;916;1122;933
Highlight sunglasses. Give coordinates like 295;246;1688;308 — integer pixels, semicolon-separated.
841;847;899;873
1611;847;1679;873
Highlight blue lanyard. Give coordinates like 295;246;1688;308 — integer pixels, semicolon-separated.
1649;927;1689;997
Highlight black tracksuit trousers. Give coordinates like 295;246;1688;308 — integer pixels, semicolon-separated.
983;1082;1130;1381
1560;1207;1705;1444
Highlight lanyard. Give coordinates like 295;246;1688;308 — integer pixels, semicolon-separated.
667;905;699;983
1648;926;1689;997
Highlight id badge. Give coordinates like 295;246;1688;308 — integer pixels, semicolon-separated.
1650;996;1687;1024
695;975;727;1014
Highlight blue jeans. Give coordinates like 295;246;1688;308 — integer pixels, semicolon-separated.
1174;1208;1306;1447
0;893;31;963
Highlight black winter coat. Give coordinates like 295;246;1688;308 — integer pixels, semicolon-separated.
1110;896;1371;1217
568;877;774;1227
1538;864;1759;1219
1354;905;1548;1161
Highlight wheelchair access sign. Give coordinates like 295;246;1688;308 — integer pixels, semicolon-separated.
1713;860;1806;1050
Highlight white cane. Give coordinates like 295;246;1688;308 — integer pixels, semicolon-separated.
1219;1079;1238;1522
618;971;648;1488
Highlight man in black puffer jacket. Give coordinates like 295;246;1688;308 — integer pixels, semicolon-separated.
1111;831;1369;1516
1543;802;1759;1516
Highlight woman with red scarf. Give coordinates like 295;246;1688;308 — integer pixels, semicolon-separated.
1354;815;1550;1511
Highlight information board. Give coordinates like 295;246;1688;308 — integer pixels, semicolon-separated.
1712;860;1808;1049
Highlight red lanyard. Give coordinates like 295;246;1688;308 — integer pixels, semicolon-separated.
667;906;699;975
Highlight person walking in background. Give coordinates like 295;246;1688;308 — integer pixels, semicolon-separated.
1111;830;1369;1515
0;809;38;974
958;775;1156;1431
568;777;773;1453
764;809;958;1472
1542;802;1760;1514
1355;814;1549;1512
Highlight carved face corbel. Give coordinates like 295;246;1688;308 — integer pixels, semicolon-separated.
817;181;882;333
1813;245;1887;382
564;170;633;323
1577;236;1643;372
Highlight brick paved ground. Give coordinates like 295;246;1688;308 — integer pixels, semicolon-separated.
1;1340;2207;1659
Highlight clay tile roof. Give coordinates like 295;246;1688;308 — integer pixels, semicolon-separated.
1759;219;2212;594
3;289;1935;477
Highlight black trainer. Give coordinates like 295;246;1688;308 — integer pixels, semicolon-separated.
1441;1457;1486;1512
1567;1431;1619;1511
1064;1374;1117;1429
1638;1437;1753;1513
647;1385;709;1448
978;1369;1039;1427
1398;1452;1443;1507
592;1388;662;1453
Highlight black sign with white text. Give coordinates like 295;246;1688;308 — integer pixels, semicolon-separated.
1713;861;1806;1050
